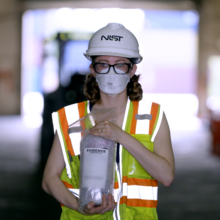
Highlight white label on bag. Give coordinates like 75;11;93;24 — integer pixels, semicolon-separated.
82;148;109;188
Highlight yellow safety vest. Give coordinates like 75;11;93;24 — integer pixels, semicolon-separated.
52;99;163;220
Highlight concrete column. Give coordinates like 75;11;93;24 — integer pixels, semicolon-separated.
0;0;22;114
198;0;220;117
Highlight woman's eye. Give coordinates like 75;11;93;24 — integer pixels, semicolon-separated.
100;63;108;67
116;63;124;68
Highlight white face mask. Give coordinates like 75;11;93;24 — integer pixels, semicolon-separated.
95;67;130;95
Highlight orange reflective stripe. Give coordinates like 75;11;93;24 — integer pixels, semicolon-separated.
58;108;74;156
149;102;159;135
114;182;119;189
122;176;158;186
62;180;73;189
130;101;139;134
120;196;157;208
78;102;86;118
78;102;86;131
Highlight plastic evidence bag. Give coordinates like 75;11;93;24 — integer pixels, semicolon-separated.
68;108;116;211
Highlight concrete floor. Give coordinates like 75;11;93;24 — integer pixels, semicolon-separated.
0;116;220;220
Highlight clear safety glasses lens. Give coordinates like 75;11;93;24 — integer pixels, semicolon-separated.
93;63;132;74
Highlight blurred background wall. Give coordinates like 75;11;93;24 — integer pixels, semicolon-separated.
0;0;21;114
1;0;219;117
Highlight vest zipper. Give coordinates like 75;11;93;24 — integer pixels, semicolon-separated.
113;99;129;220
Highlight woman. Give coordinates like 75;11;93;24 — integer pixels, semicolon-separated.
42;23;175;220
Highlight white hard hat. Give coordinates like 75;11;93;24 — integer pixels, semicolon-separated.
84;23;143;64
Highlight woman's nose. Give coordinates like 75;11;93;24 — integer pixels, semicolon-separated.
108;67;116;75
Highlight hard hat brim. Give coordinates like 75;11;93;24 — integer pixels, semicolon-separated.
84;47;142;64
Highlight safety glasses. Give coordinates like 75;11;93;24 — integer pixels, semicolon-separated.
92;63;132;75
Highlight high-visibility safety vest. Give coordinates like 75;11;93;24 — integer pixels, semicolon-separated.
52;99;163;220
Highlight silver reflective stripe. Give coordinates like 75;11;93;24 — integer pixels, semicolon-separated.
136;101;152;134
122;183;158;200
52;112;59;134
68;126;82;134
52;112;72;179
113;163;121;220
69;133;81;156
65;104;81;126
135;114;152;120
113;188;119;201
151;106;163;142
68;188;80;198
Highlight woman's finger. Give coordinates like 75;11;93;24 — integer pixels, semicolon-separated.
83;201;95;214
88;194;107;214
90;125;104;133
101;194;107;209
107;194;114;210
111;195;116;210
90;122;111;133
100;194;112;214
90;121;110;130
82;194;116;215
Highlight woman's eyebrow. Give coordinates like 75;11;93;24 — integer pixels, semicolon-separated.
115;59;128;62
96;59;109;62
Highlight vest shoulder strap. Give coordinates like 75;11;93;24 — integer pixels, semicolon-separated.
130;100;163;142
51;101;88;178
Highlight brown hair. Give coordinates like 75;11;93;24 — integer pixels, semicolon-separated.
83;73;143;105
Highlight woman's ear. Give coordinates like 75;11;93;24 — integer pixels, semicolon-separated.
130;64;137;78
89;64;96;78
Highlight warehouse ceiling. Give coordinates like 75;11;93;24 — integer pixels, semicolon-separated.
19;0;202;11
19;0;201;4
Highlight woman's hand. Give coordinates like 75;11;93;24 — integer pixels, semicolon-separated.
80;194;116;215
89;120;123;142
